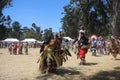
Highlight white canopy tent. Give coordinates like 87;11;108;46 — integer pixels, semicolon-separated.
63;37;73;41
3;38;19;42
37;40;44;44
21;38;37;43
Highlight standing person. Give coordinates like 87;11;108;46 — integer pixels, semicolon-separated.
97;37;102;54
24;42;28;55
8;43;12;55
17;42;20;55
90;38;97;56
73;26;89;65
101;38;106;55
13;43;17;55
19;43;23;54
106;40;111;55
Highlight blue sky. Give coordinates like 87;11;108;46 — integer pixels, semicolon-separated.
3;0;69;32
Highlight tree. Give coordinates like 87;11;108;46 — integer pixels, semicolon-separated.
23;23;42;40
106;0;120;37
0;0;12;40
0;0;12;22
0;24;7;40
0;15;12;40
62;0;113;38
61;4;80;38
8;21;22;39
43;28;54;41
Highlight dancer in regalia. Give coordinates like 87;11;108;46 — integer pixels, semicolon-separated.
38;33;71;74
73;26;89;65
109;36;120;59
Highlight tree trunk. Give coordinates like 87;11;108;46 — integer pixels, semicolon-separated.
112;0;119;37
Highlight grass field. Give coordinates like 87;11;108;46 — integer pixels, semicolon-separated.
0;48;120;80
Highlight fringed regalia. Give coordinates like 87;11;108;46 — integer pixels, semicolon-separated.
109;37;120;59
38;45;60;73
38;33;71;73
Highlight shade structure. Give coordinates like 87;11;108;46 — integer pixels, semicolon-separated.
63;37;73;41
22;38;37;43
37;40;44;44
3;38;19;42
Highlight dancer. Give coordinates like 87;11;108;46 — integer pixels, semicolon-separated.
73;26;89;65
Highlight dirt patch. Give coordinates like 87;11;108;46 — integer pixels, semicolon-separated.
0;48;120;80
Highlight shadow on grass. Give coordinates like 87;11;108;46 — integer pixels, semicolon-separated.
115;58;120;60
36;67;82;80
95;55;103;57
84;63;98;66
114;66;120;70
89;70;120;80
36;64;120;80
55;68;80;75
